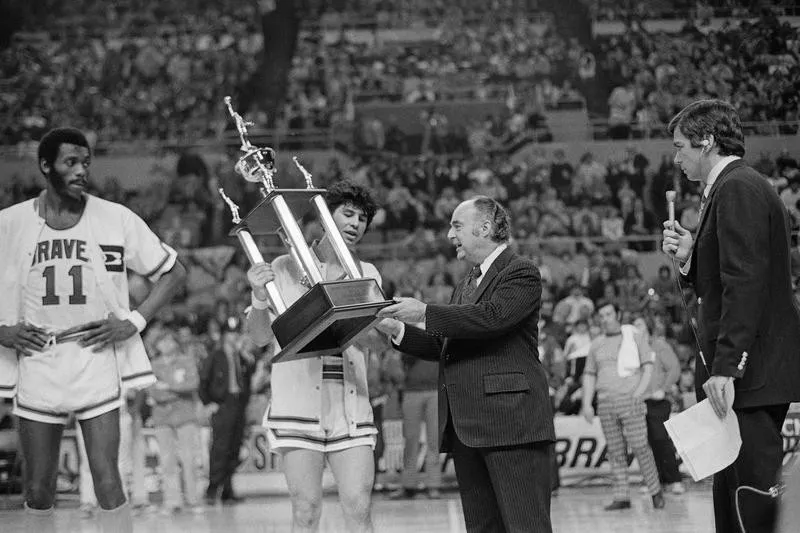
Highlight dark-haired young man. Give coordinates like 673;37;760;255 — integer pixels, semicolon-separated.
376;196;555;532
663;99;800;533
0;128;186;532
244;180;383;533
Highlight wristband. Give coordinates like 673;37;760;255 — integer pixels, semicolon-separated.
127;310;147;333
251;291;271;310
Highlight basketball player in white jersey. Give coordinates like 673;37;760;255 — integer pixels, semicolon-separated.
245;181;383;533
0;128;186;532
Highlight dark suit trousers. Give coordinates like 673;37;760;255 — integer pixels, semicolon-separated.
645;399;682;484
713;404;788;533
208;392;248;495
450;427;553;533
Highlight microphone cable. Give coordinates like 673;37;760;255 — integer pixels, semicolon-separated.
735;484;782;533
735;437;799;533
667;254;710;376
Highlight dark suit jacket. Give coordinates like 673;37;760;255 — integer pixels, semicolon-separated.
199;348;254;405
397;247;555;451
683;159;800;408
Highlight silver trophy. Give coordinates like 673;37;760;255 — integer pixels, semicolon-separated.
219;97;392;363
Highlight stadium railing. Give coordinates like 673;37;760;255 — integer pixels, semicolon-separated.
590;3;800;21
589;119;800;140
248;233;668;261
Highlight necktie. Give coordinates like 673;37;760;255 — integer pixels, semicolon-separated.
698;192;708;220
462;265;482;299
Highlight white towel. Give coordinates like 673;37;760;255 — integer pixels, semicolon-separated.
85;208;157;393
617;325;641;378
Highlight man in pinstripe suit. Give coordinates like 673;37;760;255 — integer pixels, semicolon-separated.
377;196;555;533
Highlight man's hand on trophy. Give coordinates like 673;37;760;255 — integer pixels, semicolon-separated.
375;318;403;338
377;297;427;324
247;262;276;302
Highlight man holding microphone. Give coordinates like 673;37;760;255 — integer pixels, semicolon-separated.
662;99;800;533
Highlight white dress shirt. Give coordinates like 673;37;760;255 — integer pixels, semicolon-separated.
393;243;509;344
702;155;741;199
474;243;508;286
680;156;741;275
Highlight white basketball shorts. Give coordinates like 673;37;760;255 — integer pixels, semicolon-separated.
13;340;121;425
266;379;376;453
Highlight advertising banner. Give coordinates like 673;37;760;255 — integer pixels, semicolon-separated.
51;410;800;497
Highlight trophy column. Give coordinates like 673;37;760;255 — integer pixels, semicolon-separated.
270;194;323;284
219;190;287;314
293;157;362;280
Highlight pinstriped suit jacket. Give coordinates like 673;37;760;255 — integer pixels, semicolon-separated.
398;247;555;452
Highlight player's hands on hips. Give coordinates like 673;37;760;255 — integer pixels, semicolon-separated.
0;322;50;356
247;262;275;303
79;314;138;352
703;375;735;419
377;297;427;324
662;220;693;263
581;403;595;424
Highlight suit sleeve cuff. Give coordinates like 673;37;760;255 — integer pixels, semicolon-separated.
392;323;406;346
712;354;747;379
679;254;692;276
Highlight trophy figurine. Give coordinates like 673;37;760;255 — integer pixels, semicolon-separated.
219;96;393;363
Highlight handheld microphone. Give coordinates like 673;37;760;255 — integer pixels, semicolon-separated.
666;190;677;228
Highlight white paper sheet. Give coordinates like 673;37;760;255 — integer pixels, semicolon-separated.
664;380;741;481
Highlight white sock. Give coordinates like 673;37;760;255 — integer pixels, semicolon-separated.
97;501;133;533
24;502;56;533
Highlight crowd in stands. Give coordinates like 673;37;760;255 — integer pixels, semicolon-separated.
2;0;264;147
15;0;263;35
301;0;545;28
589;0;777;21
3;0;798;149
279;15;590;135
3;0;593;147
320;146;670;252
290;7;800;142
600;12;800;138
0;26;261;147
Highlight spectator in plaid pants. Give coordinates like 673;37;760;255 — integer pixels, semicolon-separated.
581;302;665;511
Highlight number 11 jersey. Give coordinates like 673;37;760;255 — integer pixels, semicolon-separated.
25;216;105;332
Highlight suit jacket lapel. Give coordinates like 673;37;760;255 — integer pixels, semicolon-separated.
440;248;514;357
695;160;743;237
468;247;514;304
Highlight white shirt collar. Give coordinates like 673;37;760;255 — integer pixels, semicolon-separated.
476;243;508;284
704;155;740;197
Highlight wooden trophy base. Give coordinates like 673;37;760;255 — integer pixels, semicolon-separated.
271;278;394;363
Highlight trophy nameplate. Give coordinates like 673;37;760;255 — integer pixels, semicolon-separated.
219;97;393;363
